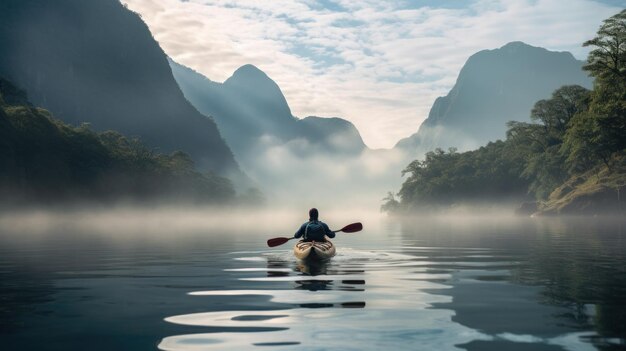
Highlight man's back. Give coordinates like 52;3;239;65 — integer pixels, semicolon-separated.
295;220;334;241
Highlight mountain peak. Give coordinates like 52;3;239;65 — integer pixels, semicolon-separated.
490;41;576;61
225;64;274;87
233;64;264;75
395;43;592;153
500;41;533;49
221;63;292;120
471;41;547;60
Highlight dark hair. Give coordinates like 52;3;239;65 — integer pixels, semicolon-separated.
309;208;319;221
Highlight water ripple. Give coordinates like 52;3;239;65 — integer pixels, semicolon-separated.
159;246;607;350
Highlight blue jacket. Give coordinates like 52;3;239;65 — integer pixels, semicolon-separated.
294;220;335;242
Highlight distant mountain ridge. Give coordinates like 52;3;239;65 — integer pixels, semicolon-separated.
168;59;367;164
396;41;593;153
0;0;239;176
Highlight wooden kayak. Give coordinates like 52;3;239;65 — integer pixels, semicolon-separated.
294;240;336;260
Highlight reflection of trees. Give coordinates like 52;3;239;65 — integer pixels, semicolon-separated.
510;218;626;346
397;216;625;348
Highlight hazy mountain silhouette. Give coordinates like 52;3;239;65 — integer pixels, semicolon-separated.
0;0;239;176
169;59;366;164
396;42;593;153
169;60;392;205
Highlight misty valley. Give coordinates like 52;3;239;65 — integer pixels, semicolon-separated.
0;1;625;350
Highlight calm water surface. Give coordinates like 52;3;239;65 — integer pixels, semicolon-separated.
1;212;625;350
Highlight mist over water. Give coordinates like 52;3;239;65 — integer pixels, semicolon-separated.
1;207;625;350
0;206;372;235
2;1;624;350
235;133;410;210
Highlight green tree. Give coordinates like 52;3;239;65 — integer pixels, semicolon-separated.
0;77;235;204
564;10;626;172
389;10;626;212
396;144;528;209
583;10;626;85
380;191;400;213
530;85;591;140
507;86;590;198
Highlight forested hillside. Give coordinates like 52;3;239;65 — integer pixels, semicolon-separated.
0;78;235;205
395;42;592;154
0;0;240;175
385;10;626;216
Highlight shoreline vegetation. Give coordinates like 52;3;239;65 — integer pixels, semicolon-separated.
0;78;247;207
383;10;626;217
1;9;623;215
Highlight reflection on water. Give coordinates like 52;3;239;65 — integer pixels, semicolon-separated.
159;239;624;350
159;249;476;350
0;214;625;350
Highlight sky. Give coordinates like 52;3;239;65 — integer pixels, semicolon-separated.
124;0;624;149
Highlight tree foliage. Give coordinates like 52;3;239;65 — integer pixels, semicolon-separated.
397;143;528;209
508;85;590;198
566;9;626;171
0;78;235;204
380;191;400;213
583;10;626;85
385;10;625;213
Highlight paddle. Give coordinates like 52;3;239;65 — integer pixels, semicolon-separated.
267;222;363;247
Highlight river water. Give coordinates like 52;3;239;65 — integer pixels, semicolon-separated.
0;210;625;350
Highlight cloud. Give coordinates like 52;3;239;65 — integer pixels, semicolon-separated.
124;0;621;149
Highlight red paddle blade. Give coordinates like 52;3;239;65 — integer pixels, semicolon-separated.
339;222;363;233
267;237;290;247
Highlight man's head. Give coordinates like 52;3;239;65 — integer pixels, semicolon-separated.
309;208;319;221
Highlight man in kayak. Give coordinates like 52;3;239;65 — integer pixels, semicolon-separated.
294;208;335;242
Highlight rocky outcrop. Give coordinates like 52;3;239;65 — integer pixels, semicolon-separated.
534;162;626;216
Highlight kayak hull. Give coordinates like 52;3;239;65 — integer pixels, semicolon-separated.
294;240;336;260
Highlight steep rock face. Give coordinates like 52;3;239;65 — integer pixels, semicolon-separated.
0;0;239;174
396;42;593;154
169;59;367;163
